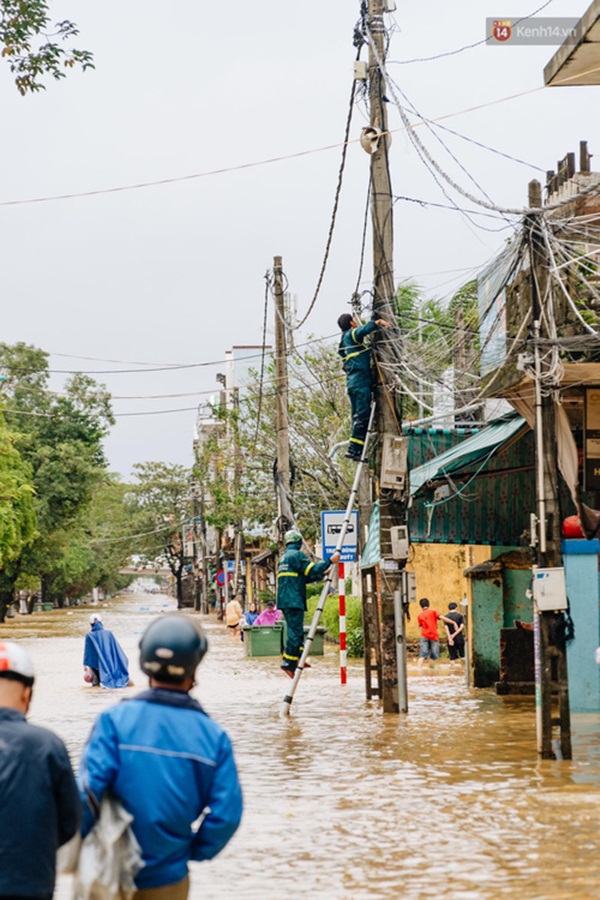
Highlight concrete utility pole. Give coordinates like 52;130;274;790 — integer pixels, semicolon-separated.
273;256;293;538
191;478;202;613
232;386;245;602
199;481;210;614
368;0;405;713
528;180;572;760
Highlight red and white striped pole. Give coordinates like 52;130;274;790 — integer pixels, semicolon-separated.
338;561;347;685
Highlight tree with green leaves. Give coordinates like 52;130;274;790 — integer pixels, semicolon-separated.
28;476;136;605
0;413;36;570
199;284;481;549
196;343;354;547
0;341;114;613
1;0;93;94
131;462;193;608
393;278;481;424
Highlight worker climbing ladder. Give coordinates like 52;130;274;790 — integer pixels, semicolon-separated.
281;402;376;716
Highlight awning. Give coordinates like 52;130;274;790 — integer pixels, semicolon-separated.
250;548;275;566
409;413;529;498
544;0;600;86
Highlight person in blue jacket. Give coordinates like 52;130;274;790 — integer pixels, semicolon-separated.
337;312;391;460
277;530;339;677
83;613;132;689
0;640;81;900
78;615;243;900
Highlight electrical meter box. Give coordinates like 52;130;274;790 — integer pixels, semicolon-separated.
532;566;568;611
353;60;368;80
402;570;416;604
380;435;408;491
390;525;409;559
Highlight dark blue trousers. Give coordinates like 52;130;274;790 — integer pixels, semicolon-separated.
348;380;372;453
282;608;305;661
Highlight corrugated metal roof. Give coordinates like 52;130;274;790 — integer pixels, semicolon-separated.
409;413;528;498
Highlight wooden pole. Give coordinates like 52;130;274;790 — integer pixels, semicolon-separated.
527;188;572;759
273;256;292;538
232;386;245;602
191;478;201;613
368;0;404;714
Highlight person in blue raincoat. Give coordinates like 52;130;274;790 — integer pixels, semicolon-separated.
277;530;339;678
83;614;132;689
337;313;391;460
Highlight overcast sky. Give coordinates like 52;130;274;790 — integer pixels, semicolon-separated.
0;0;596;478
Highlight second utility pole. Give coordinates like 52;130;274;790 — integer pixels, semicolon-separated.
527;181;572;760
368;0;405;713
273;256;293;538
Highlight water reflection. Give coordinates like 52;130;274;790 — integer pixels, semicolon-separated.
4;593;598;899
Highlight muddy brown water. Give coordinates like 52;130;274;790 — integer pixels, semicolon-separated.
5;592;599;899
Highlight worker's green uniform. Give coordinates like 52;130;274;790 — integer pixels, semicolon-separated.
277;540;333;673
338;320;377;458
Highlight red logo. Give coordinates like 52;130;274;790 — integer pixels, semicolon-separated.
492;19;512;42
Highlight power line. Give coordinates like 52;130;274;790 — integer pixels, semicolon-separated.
368;29;600;218
3;333;339;377
387;0;555;65
0;84;556;212
295;50;360;330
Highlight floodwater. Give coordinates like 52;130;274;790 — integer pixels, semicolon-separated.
5;592;600;899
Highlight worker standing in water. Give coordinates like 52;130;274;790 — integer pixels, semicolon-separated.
337;313;391;460
277;530;339;678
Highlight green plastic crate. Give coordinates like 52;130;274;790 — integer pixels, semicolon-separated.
282;623;327;655
242;624;283;657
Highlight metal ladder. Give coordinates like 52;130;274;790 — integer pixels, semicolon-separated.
281;402;377;716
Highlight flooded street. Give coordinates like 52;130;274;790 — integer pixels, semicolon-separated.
6;592;600;899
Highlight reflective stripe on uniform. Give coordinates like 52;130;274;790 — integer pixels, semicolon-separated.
350;438;364;445
345;350;362;360
304;562;314;577
277;572;298;578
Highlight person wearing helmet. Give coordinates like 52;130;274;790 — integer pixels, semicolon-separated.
337;312;391;460
0;641;81;899
278;530;340;677
83;613;132;689
78;615;242;899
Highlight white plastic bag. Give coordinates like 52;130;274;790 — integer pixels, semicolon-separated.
57;831;82;875
73;795;144;900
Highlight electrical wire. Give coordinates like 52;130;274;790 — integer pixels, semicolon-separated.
387;0;555;65
253;274;270;446
0;79;570;214
295;49;361;330
387;81;518;234
367;26;600;218
1;332;339;377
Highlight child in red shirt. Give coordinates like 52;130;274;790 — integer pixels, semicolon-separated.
417;597;455;669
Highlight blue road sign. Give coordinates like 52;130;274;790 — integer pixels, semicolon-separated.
321;510;358;562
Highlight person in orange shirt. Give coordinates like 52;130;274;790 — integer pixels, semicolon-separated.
417;598;456;669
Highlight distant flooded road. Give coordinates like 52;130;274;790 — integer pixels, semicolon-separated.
7;592;600;899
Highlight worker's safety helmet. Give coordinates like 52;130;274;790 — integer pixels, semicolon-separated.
139;615;207;683
89;613;102;625
0;641;35;687
284;529;302;545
